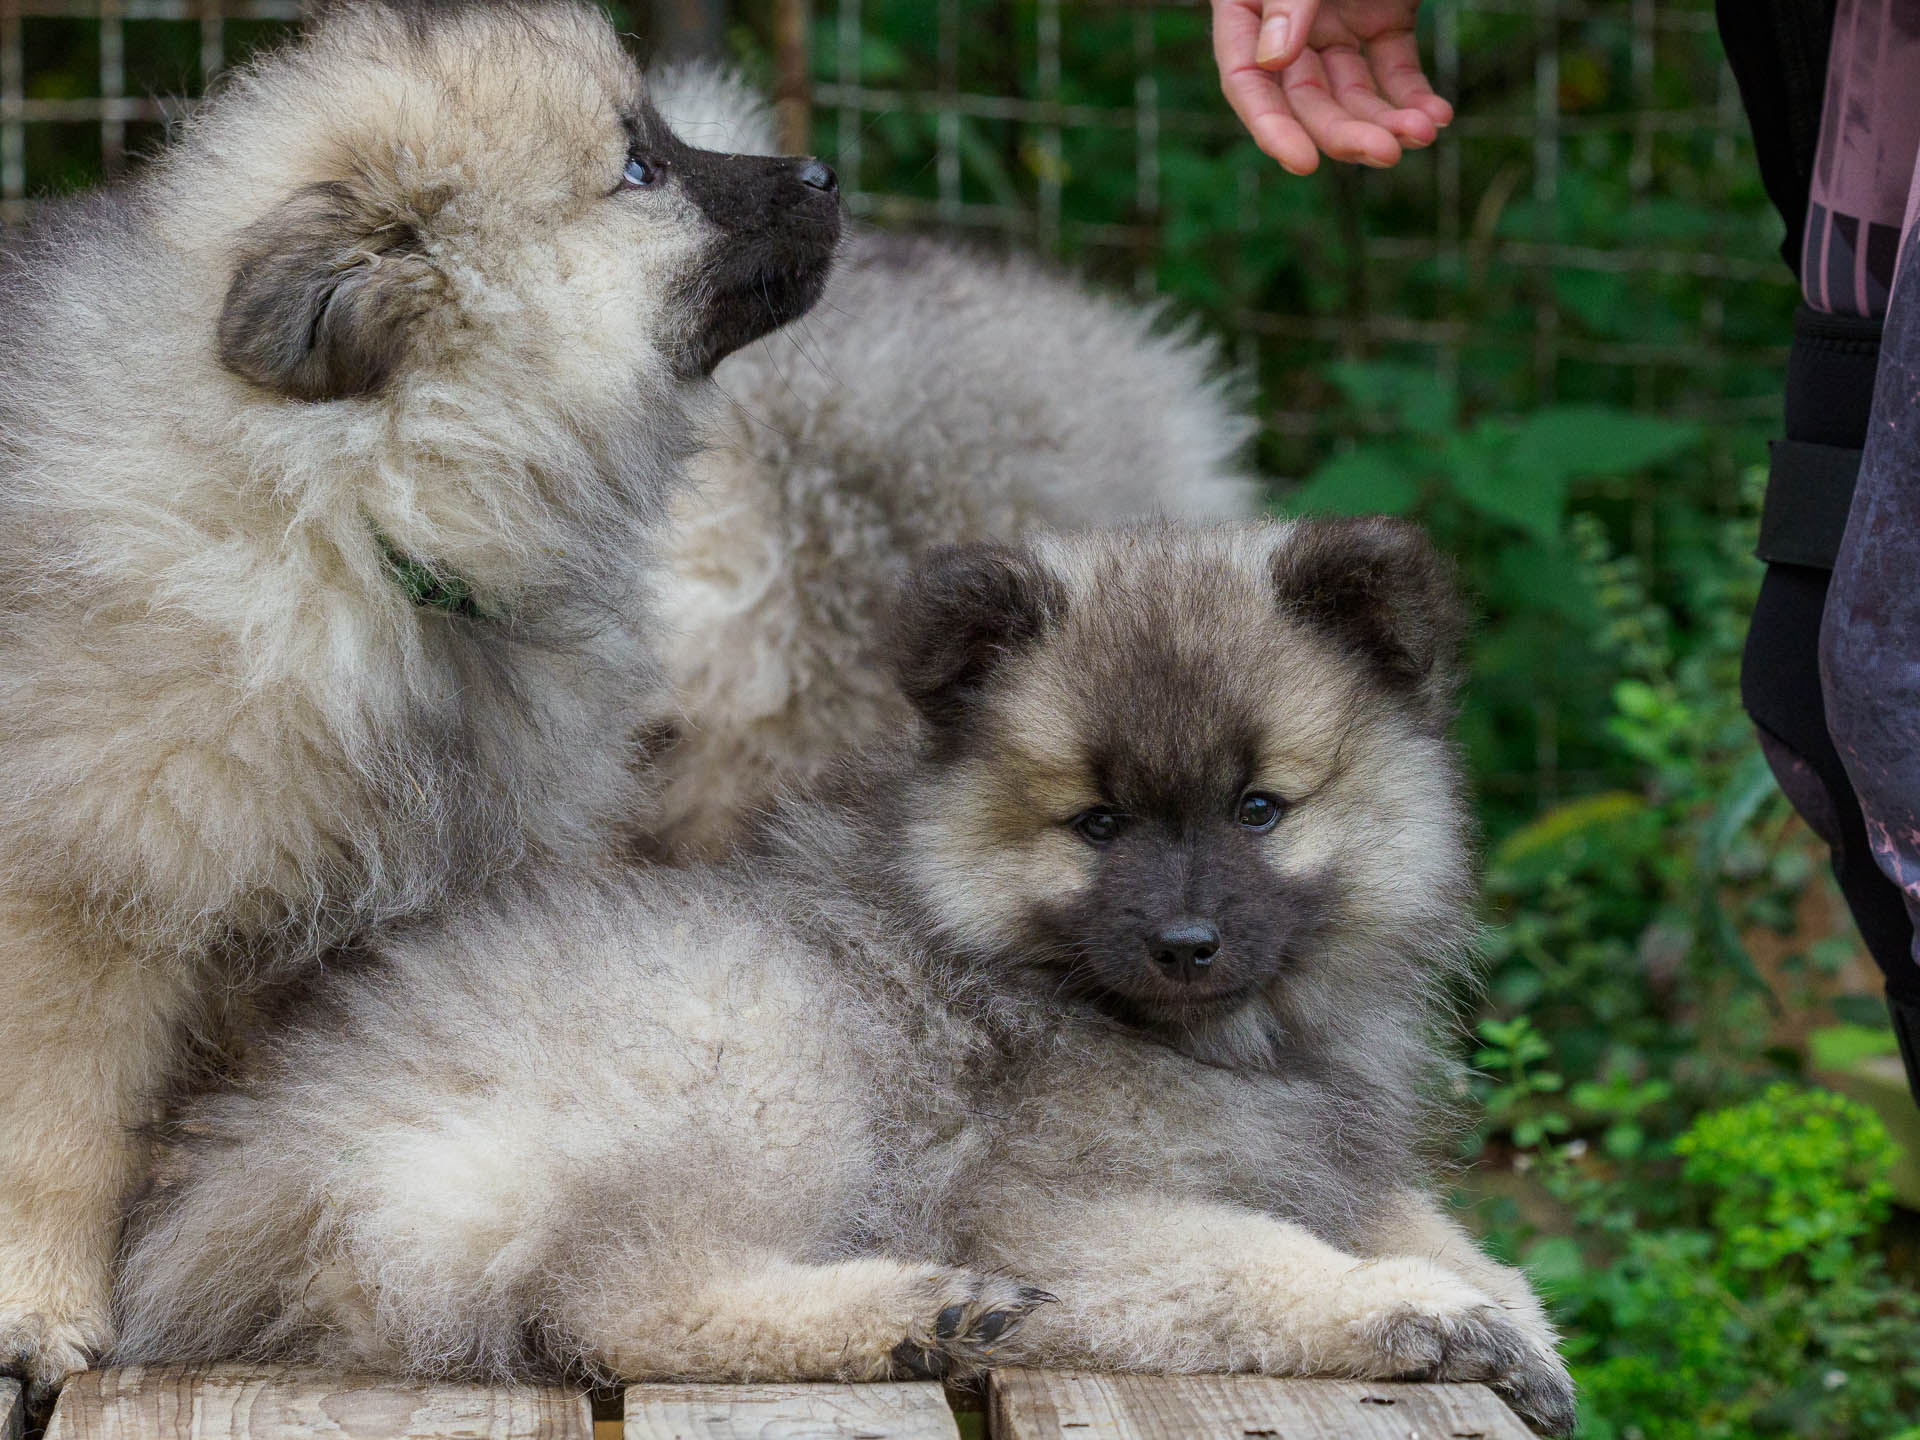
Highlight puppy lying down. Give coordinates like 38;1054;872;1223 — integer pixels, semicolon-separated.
114;521;1575;1437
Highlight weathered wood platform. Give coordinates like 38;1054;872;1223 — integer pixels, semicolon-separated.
989;1371;1532;1440
35;1368;1532;1440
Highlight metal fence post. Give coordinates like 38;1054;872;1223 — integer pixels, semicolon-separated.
775;0;810;155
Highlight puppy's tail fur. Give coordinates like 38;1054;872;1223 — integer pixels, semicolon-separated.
113;1094;327;1367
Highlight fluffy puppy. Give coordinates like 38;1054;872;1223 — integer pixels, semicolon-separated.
0;0;839;1390
637;67;1259;858
115;520;1575;1436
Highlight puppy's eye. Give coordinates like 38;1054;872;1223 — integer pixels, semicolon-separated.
1237;792;1286;832
620;157;659;190
1070;808;1125;847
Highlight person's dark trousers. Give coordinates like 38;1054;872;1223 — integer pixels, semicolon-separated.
1822;235;1920;1098
1741;309;1920;1099
1719;0;1920;1103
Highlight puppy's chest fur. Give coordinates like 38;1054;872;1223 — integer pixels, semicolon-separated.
808;916;1411;1258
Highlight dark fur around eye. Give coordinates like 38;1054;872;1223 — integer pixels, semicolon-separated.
1071;808;1125;846
1237;792;1285;831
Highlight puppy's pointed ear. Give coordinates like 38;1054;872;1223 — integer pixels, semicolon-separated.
892;542;1066;731
218;182;441;402
1270;516;1469;728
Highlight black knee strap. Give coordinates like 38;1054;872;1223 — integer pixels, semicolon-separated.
1756;306;1882;570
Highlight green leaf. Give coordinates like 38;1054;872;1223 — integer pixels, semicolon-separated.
1808;1023;1900;1070
1441;424;1568;543
1281;447;1421;517
1488;791;1650;888
1521;1235;1587;1291
1701;747;1779;870
1509;406;1703;486
1485;540;1599;624
1604;1120;1646;1159
1694;748;1781;1004
1324;361;1458;435
1830;993;1892;1029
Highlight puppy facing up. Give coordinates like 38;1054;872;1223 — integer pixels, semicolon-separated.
115;520;1575;1436
638;65;1258;858
0;0;839;1389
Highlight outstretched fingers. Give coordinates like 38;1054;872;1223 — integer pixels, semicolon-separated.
1321;45;1436;149
1216;2;1323;174
1366;28;1453;129
1214;0;1453;171
1221;64;1324;174
1279;48;1405;167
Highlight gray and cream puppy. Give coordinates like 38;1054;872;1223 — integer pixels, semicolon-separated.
0;0;838;1391
115;520;1575;1437
638;67;1259;858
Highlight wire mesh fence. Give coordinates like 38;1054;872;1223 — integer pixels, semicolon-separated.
1;0;1791;460
0;0;301;224
777;0;1791;473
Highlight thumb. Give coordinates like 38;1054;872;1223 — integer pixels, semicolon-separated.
1255;0;1319;70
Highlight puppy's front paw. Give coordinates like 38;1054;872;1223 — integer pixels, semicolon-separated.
1338;1259;1575;1437
889;1272;1055;1379
0;1297;109;1404
1493;1342;1577;1439
1336;1258;1520;1379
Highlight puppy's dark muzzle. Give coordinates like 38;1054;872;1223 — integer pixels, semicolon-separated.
670;147;845;377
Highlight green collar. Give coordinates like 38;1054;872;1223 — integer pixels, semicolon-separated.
372;526;490;621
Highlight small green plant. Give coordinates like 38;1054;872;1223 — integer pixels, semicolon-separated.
1473;1015;1569;1150
1676;1085;1898;1282
1486;1068;1920;1439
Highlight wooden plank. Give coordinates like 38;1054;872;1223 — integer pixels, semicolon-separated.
623;1383;959;1440
2;1378;22;1440
44;1367;592;1440
988;1371;1534;1440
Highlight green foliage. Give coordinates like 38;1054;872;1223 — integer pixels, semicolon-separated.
1286;376;1702;547
1675;1085;1898;1280
1484;1059;1920;1440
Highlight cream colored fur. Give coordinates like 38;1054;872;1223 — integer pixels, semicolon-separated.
0;0;835;1390
116;524;1575;1436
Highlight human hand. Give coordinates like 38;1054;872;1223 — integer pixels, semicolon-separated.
1212;0;1453;175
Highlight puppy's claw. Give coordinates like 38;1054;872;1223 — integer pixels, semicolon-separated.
1494;1350;1578;1438
890;1272;1053;1379
0;1306;106;1408
887;1339;950;1380
972;1310;1014;1343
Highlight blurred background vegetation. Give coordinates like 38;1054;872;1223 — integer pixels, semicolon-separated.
5;0;1917;1432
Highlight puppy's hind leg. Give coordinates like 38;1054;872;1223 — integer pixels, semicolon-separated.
560;1251;1052;1383
0;902;195;1397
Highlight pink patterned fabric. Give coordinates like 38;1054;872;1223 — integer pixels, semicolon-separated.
1803;0;1920;316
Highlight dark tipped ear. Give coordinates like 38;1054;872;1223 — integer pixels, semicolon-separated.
218;182;440;402
892;542;1066;730
1270;517;1469;727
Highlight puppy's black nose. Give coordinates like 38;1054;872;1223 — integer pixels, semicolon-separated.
797;158;839;194
1148;920;1220;978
